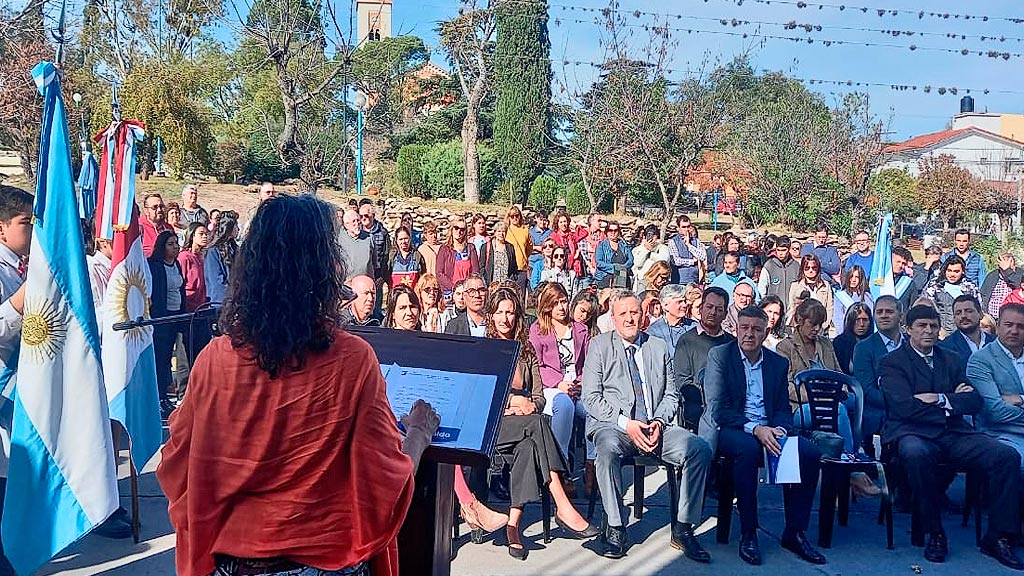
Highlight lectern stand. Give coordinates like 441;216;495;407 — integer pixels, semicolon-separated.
348;327;518;576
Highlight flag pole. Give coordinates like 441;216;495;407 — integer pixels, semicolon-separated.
129;449;140;543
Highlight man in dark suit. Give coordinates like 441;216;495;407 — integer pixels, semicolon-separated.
880;305;1022;568
703;306;825;566
443;274;488;337
583;290;713;561
936;295;996;371
852;295;904;451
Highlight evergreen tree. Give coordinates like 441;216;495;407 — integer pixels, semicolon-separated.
493;0;551;205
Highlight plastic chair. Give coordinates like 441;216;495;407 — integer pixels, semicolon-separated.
585;455;679;529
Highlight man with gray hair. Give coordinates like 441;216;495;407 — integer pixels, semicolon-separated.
337;208;376;278
179;184;209;226
646;283;695;359
583;289;712;561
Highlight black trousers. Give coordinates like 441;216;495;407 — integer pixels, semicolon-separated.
717;428;821;535
494;414;567;508
152;321;181;403
896;431;1021;538
0;477;14;576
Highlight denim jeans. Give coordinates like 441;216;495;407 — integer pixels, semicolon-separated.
543;388;595;461
792;399;856;454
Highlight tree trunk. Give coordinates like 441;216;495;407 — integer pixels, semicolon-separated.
17;141;35;186
299;160;319;195
462;99;481;204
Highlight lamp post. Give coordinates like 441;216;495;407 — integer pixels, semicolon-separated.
72;92;86;148
354;91;368;195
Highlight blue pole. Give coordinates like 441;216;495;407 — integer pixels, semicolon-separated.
712;190;719;231
356;108;364;195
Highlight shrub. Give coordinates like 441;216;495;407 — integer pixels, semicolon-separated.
395;144;430;197
212;140;247;183
421;140;498;201
528;176;561;213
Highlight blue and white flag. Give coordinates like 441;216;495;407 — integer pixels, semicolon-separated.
2;61;118;576
77;149;98;220
869;213;896;301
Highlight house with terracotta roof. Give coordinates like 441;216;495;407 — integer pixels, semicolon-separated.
882;125;1024;182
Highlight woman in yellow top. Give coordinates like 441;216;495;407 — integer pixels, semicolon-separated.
504;206;533;296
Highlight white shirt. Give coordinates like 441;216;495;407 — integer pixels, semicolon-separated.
165;263;184;312
468;314;486;338
616;335;654;431
997;340;1024;388
961;331;983;355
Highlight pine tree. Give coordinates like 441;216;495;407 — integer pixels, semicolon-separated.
493;0;551;205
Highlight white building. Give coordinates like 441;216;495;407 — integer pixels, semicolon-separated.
357;0;392;45
881;126;1024;182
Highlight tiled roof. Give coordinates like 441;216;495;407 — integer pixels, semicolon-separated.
884;126;1024;154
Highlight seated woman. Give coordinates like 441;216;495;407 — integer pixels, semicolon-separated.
775;299;879;497
833;265;872;335
528;282;596;496
486;287;600;559
570;290;601;337
759;295;788;351
157;194;440;576
384;284;422;331
832;302;874;376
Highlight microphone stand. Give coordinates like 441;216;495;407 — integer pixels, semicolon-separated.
111;305;220;332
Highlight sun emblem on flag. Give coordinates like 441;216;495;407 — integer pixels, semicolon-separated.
109;265;152;345
22;297;69;363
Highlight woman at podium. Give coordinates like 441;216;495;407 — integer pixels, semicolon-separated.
158;195;439;576
486;287;600;560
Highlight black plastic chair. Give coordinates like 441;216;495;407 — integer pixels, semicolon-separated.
585;455;679;529
489;445;553;543
793;368;896;549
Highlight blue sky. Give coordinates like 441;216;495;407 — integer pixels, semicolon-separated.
391;0;1024;141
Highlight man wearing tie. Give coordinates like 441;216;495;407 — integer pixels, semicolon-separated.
702;306;825;566
852;294;904;452
880;305;1022;568
583;290;713;561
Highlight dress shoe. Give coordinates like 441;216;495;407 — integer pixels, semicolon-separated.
781;530;827;565
584;460;597;498
95;508;133;539
671;523;711;563
738;531;761;566
461;500;509;534
981;537;1024;570
506;525;528;561
555;516;601;539
924;532;948;563
850;472;881;498
601;525;628;559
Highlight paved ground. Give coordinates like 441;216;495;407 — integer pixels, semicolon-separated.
38;449;1018;576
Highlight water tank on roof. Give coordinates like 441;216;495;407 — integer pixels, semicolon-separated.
961;95;975;114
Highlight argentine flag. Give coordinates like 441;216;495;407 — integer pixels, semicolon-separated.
102;207;161;471
869;212;896;301
2;62;118;576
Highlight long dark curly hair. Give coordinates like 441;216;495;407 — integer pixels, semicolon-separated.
485;287;536;363
219;195;347;378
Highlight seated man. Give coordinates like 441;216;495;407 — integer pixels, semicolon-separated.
673;286;735;432
937;295;995;371
582;290;713;562
852;295;903;452
880;305;1022;568
968;302;1024;477
702;306;825;566
722;281;755;336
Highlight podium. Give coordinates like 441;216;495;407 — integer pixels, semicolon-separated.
348;326;518;576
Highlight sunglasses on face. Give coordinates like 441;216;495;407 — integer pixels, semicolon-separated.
423;287;440;294
553;254;566;260
452;226;466;232
804;265;819;271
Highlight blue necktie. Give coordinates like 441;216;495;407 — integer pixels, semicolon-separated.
625;344;649;422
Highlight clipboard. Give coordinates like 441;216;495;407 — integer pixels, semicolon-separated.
347;326;517;467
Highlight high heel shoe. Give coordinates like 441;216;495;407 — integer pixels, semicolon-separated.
461;500;509;533
555;515;601;539
507;525;528;560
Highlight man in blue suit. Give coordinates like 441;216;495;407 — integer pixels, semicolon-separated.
937;295;995;371
703;306;825;567
967;302;1024;477
852;295;904;452
880;305;1022;568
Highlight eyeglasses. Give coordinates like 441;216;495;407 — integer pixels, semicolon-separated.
423;287;441;294
607;227;620;233
553;254;566;260
466;288;488;296
452;226;466;232
146;204;164;211
804;265;819;271
360;213;372;219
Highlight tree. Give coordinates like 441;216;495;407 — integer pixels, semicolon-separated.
916;154;985;229
0;39;53;182
822;93;887;221
439;0;496;204
493;0;550;205
867;167;919;221
350;35;429;136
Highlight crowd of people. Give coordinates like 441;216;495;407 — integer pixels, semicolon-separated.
6;180;1024;575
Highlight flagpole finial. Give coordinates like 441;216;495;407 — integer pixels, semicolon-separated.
111;83;122;123
51;0;68;69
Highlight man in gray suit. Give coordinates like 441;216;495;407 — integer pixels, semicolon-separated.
583;289;713;561
968;301;1024;476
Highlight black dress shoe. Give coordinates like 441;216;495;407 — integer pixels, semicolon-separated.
602;525;628;559
781;530;827;565
981;537;1024;570
924;532;948;563
555;516;601;539
671;524;711;563
739;531;762;566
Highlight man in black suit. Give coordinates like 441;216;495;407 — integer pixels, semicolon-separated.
880;305;1022;568
936;295;996;371
703;306;825;566
443;274;488;337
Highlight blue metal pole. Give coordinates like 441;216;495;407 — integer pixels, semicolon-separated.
712;190;719;231
356;108;364;195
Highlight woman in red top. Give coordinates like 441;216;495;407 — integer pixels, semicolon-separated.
158;195;439;576
177;222;211;361
549;212;579;274
436;215;480;292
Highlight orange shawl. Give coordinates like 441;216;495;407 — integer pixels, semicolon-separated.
157;331;413;576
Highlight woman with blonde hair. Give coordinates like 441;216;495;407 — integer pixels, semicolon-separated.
504;206;533;294
643;260;672;295
436;215;480;292
468;213;489;253
416;273;446;333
